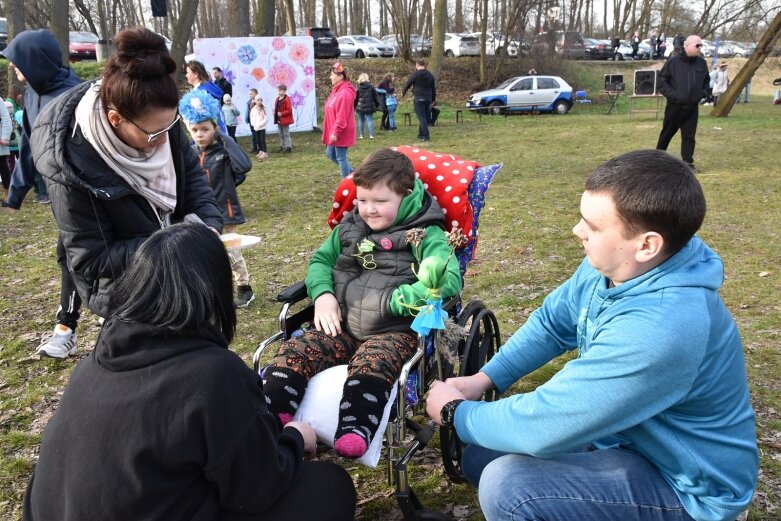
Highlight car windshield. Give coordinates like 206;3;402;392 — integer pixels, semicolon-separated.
71;32;98;43
354;36;381;44
496;77;519;89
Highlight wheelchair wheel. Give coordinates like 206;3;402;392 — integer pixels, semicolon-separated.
440;300;501;483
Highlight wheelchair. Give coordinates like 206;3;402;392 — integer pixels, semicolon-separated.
253;147;503;519
253;284;501;520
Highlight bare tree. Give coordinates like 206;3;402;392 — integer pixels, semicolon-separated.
256;0;276;35
429;0;446;78
283;0;296;33
229;0;252;35
712;8;781;116
172;0;200;81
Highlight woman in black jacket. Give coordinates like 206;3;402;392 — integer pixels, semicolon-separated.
354;72;380;139
31;27;224;320
24;223;356;521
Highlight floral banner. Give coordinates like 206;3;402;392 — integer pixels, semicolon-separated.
192;36;318;136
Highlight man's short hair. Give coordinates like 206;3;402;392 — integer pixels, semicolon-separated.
353;148;415;196
416;58;427;67
212;66;222;73
585;150;706;255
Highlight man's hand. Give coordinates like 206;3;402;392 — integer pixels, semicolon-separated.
313;293;342;336
445;372;495;401
426;380;466;425
285;421;317;456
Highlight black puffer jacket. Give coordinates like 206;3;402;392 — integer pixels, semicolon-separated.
196;132;252;226
657;53;710;108
354;82;379;114
31;81;223;318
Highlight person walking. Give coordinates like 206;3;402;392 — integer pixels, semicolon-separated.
322;62;357;177
711;61;730;106
401;59;436;142
656;35;709;172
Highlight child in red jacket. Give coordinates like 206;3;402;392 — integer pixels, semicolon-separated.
274;84;294;153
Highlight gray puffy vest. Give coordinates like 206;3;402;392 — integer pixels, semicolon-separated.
333;193;445;341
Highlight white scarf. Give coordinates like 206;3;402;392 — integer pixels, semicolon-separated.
75;81;178;215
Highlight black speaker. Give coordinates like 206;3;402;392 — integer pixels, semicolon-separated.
604;74;624;92
634;70;658;96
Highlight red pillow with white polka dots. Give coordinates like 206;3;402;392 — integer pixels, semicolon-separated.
327;146;480;239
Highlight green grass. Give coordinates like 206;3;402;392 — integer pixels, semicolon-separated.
1;67;780;520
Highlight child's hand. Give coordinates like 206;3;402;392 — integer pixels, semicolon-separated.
285;421;317;456
314;293;342;336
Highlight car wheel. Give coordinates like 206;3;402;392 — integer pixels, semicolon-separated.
553;100;570;115
488;100;504;115
735;53;743;58
445;49;455;58
355;50;365;59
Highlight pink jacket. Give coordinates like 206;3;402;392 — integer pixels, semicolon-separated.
322;81;357;148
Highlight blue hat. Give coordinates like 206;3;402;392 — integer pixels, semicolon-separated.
179;89;221;124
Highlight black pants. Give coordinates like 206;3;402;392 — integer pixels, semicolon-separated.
254;129;267;153
380;110;389;130
56;237;82;330
414;97;432;140
220;461;356;521
250;124;259;150
0;153;9;189
226;125;237;141
656;102;699;164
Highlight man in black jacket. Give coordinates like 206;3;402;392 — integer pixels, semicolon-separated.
402;59;437;142
656;35;709;172
212;67;232;104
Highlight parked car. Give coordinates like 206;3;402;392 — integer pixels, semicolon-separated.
290;27;340;59
733;42;756;57
467;75;573;114
337;35;394;58
69;31;99;61
584;37;612;59
532;31;586;59
0;17;7;51
470;32;521;57
380;34;431;57
614;40;651;60
444;33;480;57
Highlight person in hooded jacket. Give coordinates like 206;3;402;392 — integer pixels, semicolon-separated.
656;34;710;172
322;62;357;177
354;73;379;139
30;27;223;326
2;29;85;359
24;222;357;521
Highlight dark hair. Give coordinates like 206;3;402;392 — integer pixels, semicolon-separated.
212;66;222;73
353;148;415;196
110;223;237;342
186;60;211;83
100;27;179;121
585;150;706;255
416;58;427;67
278;84;287;91
7;84;23;107
382;72;394;82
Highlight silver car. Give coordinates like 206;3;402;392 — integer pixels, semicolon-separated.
337;35;395;58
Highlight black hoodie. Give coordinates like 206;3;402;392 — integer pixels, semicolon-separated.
24;319;306;521
657;51;710;108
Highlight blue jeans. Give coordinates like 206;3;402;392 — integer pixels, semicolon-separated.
325;145;352;177
413;98;432;140
387;105;397;129
463;444;695;521
357;113;374;138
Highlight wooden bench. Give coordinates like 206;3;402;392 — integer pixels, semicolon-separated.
629;95;664;120
402;110;466;125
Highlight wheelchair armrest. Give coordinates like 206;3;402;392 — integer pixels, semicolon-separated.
277;281;308;303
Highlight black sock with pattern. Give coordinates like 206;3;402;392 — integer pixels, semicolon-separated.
334;375;391;458
262;366;307;426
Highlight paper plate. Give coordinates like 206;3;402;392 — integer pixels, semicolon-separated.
220;233;261;249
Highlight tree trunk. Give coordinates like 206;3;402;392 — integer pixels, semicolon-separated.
711;9;781;117
172;0;200;82
478;0;487;84
256;0;276;35
50;0;70;64
6;0;24;90
429;0;446;80
284;0;296;34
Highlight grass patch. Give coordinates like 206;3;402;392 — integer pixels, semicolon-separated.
1;61;779;520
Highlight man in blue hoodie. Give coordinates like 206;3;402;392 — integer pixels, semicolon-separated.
2;30;84;358
427;149;757;521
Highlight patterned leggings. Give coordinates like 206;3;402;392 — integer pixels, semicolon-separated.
263;330;417;450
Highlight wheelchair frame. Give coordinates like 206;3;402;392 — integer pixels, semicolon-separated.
253;282;502;520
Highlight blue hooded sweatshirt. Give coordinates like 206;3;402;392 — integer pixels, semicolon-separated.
455;236;758;521
3;29;81;208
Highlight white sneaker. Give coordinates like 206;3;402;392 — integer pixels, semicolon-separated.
37;325;78;359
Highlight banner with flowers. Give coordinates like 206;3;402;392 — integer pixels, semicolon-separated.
192;37;318;136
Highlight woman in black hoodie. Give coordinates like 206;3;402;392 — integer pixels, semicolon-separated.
23;223;356;521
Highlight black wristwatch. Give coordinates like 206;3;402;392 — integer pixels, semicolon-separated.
440;399;464;428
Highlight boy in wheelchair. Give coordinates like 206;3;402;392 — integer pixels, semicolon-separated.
262;148;462;459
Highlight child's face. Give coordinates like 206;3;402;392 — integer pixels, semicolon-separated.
356;182;405;232
278;89;286;98
188;120;217;149
572;191;644;285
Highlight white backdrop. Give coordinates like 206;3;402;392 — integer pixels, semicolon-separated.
192;36;318;136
